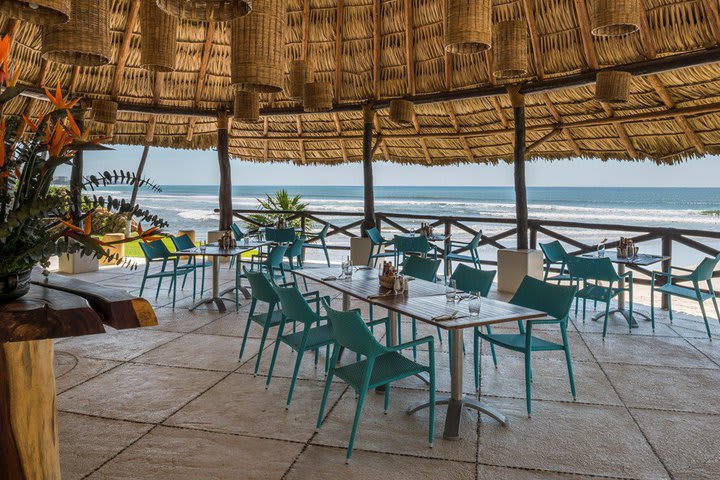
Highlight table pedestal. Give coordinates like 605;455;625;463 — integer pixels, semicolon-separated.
591;263;644;328
189;257;235;313
0;339;61;479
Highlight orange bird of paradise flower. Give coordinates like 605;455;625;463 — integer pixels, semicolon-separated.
45;81;80;111
46;121;75;158
0;118;5;168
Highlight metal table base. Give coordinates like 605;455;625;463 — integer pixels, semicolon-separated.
188;255;250;313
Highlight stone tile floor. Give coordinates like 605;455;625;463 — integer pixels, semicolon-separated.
53;263;720;479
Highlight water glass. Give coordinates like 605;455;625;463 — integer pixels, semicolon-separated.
597;243;605;257
446;279;456;302
199;243;207;254
468;292;481;317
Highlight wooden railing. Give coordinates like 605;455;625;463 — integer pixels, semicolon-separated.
224;208;720;302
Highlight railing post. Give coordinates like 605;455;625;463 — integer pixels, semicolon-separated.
300;213;306;235
376;214;382;234
661;235;672;309
529;223;537;250
444;218;452;279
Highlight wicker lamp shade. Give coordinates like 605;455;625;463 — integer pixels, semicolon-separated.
234;90;260;122
591;0;640;37
155;0;251;21
389;99;415;125
595;71;632;104
289;60;313;100
493;20;529;79
303;82;333;112
0;0;69;25
91;99;118;125
445;0;492;54
230;0;285;93
41;0;111;66
141;0;178;72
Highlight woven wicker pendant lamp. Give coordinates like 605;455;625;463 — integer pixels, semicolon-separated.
591;0;639;37
230;0;285;93
141;0;178;72
595;71;632;104
493;20;528;79
91;99;118;125
41;0;111;66
234;89;260;122
155;0;251;22
445;0;492;54
303;82;333;112
0;0;68;25
290;60;313;100
389;99;415;125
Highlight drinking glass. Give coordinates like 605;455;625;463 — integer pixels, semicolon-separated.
468;292;481;317
199;243;207;254
597;242;605;257
341;259;348;277
446;279;456;302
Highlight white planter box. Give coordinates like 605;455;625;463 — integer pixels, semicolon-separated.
350;237;373;266
57;251;99;274
497;248;543;295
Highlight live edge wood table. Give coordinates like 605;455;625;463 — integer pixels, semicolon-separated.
0;272;157;480
293;267;547;440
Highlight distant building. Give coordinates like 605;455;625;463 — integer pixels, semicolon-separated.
51;175;69;186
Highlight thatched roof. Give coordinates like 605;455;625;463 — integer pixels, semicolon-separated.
3;0;720;165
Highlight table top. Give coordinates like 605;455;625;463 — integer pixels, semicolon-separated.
177;242;269;257
395;233;448;242
580;251;670;266
292;267;547;331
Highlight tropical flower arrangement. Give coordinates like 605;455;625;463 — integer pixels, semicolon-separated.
0;35;166;300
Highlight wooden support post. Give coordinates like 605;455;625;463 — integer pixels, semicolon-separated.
217;111;232;231
509;86;529;250
70;119;84;226
444;219;452;278
126;145;151;237
361;105;376;236
661;235;672;309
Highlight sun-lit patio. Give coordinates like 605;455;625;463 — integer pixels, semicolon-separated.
50;258;720;480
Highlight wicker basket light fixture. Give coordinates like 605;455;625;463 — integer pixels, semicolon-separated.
289;60;313;100
493;20;528;79
234;90;260;122
445;0;492;54
141;0;178;72
389;99;415;125
91;99;118;125
41;0;111;66
303;82;333;112
591;0;640;36
155;0;251;22
595;71;632;104
0;0;69;25
230;0;285;93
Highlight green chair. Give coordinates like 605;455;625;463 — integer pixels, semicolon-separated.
317;300;435;462
284;237;308;290
139;239;197;308
450;264;498;381
567;256;633;338
267;284;335;407
239;268;326;374
228;224;245;270
265;227;297;244
539;241;572;284
394;235;437;265
476;276;577;416
445;231;482;272
303;223;331;266
400;256;443;358
366;227;395;267
171;234;209;298
250;244;287;281
651;254;720;338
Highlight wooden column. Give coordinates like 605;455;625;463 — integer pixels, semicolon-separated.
509;86;529;250
70;120;84;225
126;145;151;237
361;105;376;236
217;111;233;231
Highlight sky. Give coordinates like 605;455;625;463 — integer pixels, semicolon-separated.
54;144;720;188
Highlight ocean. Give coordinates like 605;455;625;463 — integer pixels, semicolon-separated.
95;185;720;266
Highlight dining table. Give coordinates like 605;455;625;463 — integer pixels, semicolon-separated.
177;241;270;313
292;266;547;440
580;251;670;327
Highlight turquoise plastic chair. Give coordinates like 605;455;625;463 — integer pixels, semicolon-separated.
139;239;196;308
228;224;245;270
318;300;435;462
476;276;577;416
366;227;395;266
394;235;436;265
445;231;482;271
250;244;287;281
171;234;209;298
567;256;633;338
303;223;331;266
450;264;498;380
267;284;335;407
265;227;296;244
539;241;572;284
400;256;443;358
651;254;720;338
284;237;308;290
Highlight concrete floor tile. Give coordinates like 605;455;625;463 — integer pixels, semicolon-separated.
55;329;181;362
58;363;225;423
583;334;718;369
165;374;343;443
194;311;255;338
148;307;228;333
88;426;302;480
54;351;121;394
132;333;255;371
476;464;599;479
59;412;153;480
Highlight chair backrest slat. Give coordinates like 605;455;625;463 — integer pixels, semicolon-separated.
266;245;288;267
451;264;495;297
394;235;431;255
691;254;720;282
510;276;577;321
366;227;384;246
539;241;568;264
567;256;619;283
274;285;317;325
323;300;385;357
402;256;441;282
266;227;296;243
171;234;194;251
244;268;279;303
140;239;172;260
230;223;244;240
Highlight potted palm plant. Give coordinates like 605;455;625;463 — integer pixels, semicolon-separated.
0;35;166;301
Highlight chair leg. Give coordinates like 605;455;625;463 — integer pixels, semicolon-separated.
668;295;674;323
254;324;272;374
650;281;656;332
486;325;497;367
266;324;285;388
383;384;390;413
698;296;712;339
155;276;163;300
712;295;720;329
346;379;371;462
428;358;436;447
524;351;532;417
323;246;330;267
238;318;254;363
411;319;417;360
287;336;309;407
602;301;611;339
473;329;480;392
317;354;336;429
171;270;177;308
139;264;149;297
561;327;576;400
435;326;443;345
200;260;206;297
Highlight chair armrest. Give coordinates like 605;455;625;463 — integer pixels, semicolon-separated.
367;315;389;328
306;295;332;305
619;271;633;279
386;335;434;353
526;317;562;326
670;265;695;273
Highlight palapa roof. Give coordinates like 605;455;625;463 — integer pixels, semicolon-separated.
3;0;720;165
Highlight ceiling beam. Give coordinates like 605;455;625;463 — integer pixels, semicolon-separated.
373;0;381;100
110;0;140;100
637;3;657;60
442;0;452;90
573;0;599;70
405;0;415;95
521;0;545;80
373;114;390;160
334;113;348;162
542;93;582;156
601;103;638;158
334;0;344;102
186;21;216;142
445;102;474;162
302;0;311;59
701;0;720;45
